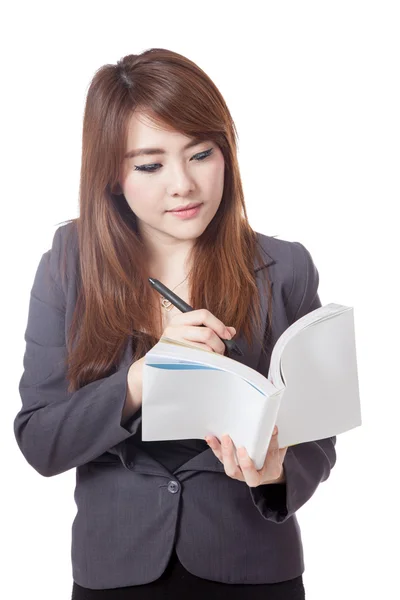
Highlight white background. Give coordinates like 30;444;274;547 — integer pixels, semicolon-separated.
2;1;398;598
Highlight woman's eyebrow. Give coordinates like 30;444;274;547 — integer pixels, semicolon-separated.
124;138;205;160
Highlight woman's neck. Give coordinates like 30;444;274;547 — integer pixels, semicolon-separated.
148;254;193;289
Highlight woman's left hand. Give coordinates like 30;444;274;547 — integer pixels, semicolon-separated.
205;426;288;487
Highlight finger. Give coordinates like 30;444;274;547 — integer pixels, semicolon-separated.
205;435;223;462
227;326;236;337
174;309;233;343
222;326;236;338
262;428;284;480
271;432;289;467
279;446;288;462
267;426;280;454
163;325;225;354
235;446;262;487
197;326;227;355
220;435;243;480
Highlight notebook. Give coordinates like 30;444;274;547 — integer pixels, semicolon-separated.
141;303;362;470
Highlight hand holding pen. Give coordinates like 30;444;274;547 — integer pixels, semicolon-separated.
148;278;243;356
124;279;241;421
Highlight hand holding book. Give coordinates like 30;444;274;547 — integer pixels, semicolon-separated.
205;426;288;487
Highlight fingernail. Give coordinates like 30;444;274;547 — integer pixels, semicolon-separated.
273;426;278;435
222;435;230;447
224;330;232;340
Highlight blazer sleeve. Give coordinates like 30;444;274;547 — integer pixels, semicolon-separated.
13;227;141;478
249;241;337;523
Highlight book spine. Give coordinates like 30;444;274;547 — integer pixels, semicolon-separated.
252;391;283;470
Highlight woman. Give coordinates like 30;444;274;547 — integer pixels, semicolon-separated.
14;48;336;599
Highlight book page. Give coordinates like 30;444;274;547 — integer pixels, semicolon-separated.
274;307;362;447
147;338;277;397
268;303;352;388
142;366;282;470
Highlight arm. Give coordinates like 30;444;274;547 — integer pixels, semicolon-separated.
250;436;336;523
249;241;337;523
13;228;142;477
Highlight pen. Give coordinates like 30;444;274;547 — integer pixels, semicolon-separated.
148;277;243;357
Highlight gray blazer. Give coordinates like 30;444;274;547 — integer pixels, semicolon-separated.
14;221;336;589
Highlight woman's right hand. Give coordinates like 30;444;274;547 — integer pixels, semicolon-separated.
161;308;236;355
125;310;236;415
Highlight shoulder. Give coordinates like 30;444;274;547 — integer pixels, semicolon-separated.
255;231;321;323
46;219;79;293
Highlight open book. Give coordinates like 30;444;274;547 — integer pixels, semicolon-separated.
142;303;361;470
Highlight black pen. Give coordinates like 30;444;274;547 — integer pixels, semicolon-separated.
148;277;243;357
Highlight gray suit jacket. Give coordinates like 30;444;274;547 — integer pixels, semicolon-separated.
14;221;336;589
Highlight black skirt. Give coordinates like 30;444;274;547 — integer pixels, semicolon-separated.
71;547;305;600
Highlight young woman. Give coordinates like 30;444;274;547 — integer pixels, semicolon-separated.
14;48;336;599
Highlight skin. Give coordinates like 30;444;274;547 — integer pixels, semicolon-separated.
119;109;225;280
206;427;288;486
119;109;287;486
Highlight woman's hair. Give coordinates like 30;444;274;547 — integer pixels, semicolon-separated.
58;48;273;393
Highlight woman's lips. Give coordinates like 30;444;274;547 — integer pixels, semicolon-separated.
167;204;203;219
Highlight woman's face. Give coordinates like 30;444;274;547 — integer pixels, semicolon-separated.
119;110;225;245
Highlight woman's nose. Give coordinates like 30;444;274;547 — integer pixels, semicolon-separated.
166;167;196;196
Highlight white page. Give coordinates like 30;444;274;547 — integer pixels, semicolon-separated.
268;303;351;388
275;308;362;447
142;366;281;470
142;304;361;459
147;338;277;397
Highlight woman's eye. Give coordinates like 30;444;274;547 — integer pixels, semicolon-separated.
190;148;213;162
134;147;214;173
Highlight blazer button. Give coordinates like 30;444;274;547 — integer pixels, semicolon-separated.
167;480;180;494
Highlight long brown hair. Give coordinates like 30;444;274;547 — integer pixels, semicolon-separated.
58;48;273;393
